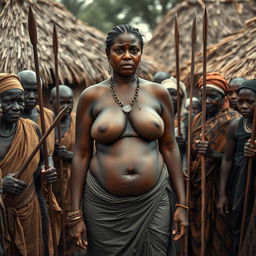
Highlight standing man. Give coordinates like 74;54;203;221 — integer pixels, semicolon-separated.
0;73;57;255
189;73;241;255
50;85;76;254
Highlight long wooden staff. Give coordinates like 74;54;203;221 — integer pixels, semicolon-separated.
184;15;197;256
174;14;181;137
28;6;58;256
200;6;208;256
53;24;66;255
238;104;256;253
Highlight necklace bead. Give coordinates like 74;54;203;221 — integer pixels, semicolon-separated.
110;77;140;113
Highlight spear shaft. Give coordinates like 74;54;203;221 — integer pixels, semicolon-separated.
28;7;58;256
239;104;256;253
184;15;197;256
53;24;66;255
175;14;181;137
200;6;208;256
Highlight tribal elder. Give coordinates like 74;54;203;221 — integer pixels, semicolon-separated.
68;24;188;255
217;80;256;255
17;70;61;254
17;70;55;160
0;73;57;255
50;85;76;253
189;72;240;255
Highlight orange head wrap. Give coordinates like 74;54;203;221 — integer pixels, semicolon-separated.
197;72;229;95
0;73;24;94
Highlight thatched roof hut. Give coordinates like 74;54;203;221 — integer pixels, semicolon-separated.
0;0;164;88
180;17;256;85
144;0;256;74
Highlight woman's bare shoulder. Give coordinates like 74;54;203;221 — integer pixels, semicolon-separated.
79;80;110;102
140;78;169;95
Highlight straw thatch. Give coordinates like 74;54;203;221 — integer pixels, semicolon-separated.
0;0;164;87
180;17;256;84
144;0;256;74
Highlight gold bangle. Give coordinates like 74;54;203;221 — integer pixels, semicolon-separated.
175;203;189;210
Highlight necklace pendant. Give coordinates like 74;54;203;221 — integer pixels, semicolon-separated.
122;105;132;113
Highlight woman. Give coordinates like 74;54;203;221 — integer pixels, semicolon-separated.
189;73;240;255
69;24;188;255
217;80;256;255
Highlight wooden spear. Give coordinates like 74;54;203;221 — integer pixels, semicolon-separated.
174;14;181;137
200;6;208;256
238;104;256;253
53;24;66;255
28;6;58;255
184;14;197;256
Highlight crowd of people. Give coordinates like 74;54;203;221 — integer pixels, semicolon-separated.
0;24;255;256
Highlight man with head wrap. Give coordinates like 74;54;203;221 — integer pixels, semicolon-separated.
189;72;240;256
216;79;256;256
0;73;57;255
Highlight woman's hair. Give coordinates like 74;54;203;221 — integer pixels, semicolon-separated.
105;24;144;53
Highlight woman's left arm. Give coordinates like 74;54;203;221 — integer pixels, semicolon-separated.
157;86;188;240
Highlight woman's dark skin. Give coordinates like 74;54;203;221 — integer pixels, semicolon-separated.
70;32;188;249
50;85;74;160
195;87;225;160
0;89;56;196
217;89;256;214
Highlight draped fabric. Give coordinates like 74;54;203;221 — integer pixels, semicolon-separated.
35;106;55;156
0;118;43;256
53;112;75;213
189;108;240;256
83;167;176;256
35;106;62;255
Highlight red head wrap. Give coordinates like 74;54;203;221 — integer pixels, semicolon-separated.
197;72;229;95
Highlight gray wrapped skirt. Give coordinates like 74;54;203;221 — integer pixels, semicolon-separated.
83;166;175;256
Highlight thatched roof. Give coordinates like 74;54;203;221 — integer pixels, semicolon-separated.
0;0;164;87
180;17;256;85
144;0;256;73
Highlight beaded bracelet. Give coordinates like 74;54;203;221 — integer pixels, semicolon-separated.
175;203;189;210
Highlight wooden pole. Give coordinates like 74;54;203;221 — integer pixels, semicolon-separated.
28;6;58;256
174;14;181;137
53;24;66;255
200;6;208;256
184;14;197;256
238;104;256;253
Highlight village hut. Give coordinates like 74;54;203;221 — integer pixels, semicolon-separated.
144;0;256;76
0;0;164;93
180;17;256;86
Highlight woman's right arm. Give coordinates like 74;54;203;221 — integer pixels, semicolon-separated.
70;88;94;211
69;88;94;248
216;118;239;215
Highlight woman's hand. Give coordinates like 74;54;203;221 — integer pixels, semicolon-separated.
244;140;256;158
41;166;57;184
69;221;88;249
2;173;27;195
216;194;229;215
172;207;188;241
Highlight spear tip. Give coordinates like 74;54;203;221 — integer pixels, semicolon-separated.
28;5;37;46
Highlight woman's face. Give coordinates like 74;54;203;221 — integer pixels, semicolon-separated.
0;89;25;123
107;33;142;77
237;89;256;119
